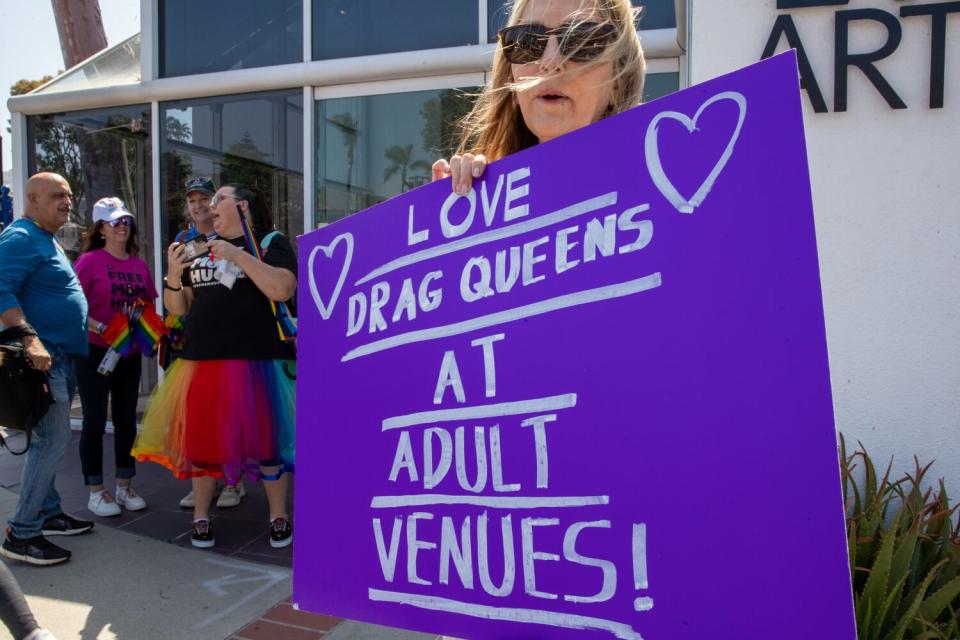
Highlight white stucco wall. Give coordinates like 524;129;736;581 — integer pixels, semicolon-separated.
687;0;959;496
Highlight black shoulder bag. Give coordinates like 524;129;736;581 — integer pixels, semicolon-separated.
0;325;56;454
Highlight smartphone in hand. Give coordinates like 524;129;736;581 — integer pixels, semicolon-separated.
182;236;209;261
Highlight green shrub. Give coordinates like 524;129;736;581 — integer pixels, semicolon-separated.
841;435;960;639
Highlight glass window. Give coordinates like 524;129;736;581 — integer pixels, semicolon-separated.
315;73;677;226
27;105;153;261
644;72;680;103
159;0;303;78
313;1;477;60
27;105;156;395
160;90;303;250
488;0;510;42
488;0;676;41
636;0;677;30
316;87;477;225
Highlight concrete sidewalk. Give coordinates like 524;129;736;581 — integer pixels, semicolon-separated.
0;427;442;640
0;486;290;640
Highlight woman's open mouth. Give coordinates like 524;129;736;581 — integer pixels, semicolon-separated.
536;91;570;104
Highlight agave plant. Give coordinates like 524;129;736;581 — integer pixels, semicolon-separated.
841;434;960;639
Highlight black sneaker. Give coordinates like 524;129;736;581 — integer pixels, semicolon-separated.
269;517;292;548
41;513;94;536
191;519;215;548
0;529;71;566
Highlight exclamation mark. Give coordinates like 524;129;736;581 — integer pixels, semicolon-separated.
632;523;654;612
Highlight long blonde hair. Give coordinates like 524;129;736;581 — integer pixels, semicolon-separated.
457;0;645;161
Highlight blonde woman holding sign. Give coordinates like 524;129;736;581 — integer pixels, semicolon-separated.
434;0;645;190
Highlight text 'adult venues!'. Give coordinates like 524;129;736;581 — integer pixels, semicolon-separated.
295;52;856;640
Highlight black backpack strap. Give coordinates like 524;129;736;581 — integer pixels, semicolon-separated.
0;323;38;343
0;431;31;456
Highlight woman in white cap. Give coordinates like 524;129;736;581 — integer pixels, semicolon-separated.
72;197;157;517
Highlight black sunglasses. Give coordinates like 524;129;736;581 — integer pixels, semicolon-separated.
106;217;134;228
498;21;616;65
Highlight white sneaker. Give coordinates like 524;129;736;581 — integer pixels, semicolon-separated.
179;491;195;508
25;630;58;640
216;482;246;508
88;490;121;517
115;485;146;511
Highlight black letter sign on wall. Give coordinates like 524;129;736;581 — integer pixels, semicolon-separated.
767;1;956;113
777;0;848;7
761;15;829;112
834;9;907;112
901;2;960;109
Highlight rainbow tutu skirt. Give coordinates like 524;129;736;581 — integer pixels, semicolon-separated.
133;358;295;482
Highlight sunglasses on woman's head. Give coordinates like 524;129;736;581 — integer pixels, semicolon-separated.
498;21;616;65
107;217;133;228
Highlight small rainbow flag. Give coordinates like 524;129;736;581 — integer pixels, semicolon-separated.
101;312;133;357
165;314;184;348
102;301;168;358
130;302;168;355
158;314;184;365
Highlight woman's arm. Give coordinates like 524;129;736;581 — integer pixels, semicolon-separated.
86;317;106;336
163;281;192;315
207;239;296;302
163;242;192;314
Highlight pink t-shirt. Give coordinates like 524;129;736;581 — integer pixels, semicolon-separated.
74;249;159;349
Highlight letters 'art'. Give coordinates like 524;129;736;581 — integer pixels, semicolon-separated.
295;52;856;639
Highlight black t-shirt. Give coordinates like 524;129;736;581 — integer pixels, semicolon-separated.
180;232;296;361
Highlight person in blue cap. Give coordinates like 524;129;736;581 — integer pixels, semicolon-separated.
176;177;218;244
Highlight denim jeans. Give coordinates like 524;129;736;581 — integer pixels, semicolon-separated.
8;355;76;538
73;345;141;486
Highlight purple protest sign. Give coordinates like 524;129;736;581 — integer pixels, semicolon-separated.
295;52;856;639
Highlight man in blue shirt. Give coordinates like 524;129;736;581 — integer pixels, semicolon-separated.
0;173;95;566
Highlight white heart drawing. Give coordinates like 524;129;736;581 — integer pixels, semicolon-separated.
644;91;747;214
307;232;354;321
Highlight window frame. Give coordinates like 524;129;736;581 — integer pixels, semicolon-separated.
157;0;304;78
313;73;486;228
158;88;305;245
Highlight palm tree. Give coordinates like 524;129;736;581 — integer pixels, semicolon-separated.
383;144;432;192
329;113;358;192
165;117;192;143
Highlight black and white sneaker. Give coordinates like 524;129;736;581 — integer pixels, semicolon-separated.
269;517;292;548
0;529;71;566
41;513;94;536
191;519;215;548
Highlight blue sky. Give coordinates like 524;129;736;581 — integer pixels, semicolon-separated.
0;0;139;176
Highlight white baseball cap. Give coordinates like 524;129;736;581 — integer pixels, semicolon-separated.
92;197;133;224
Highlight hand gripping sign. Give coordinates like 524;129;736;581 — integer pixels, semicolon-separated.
295;52;856;640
